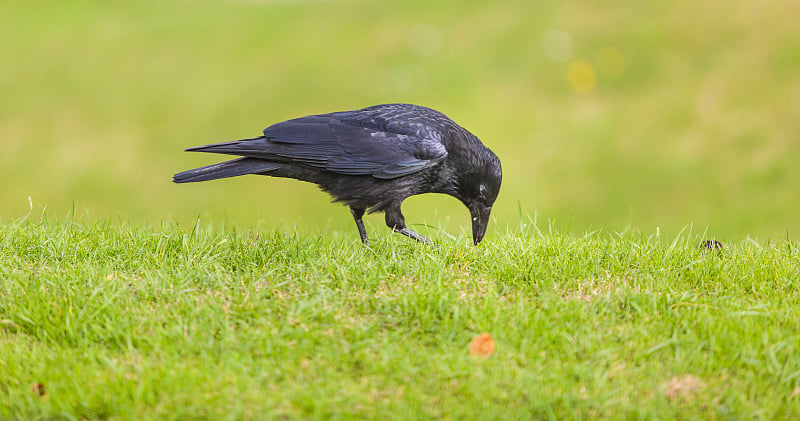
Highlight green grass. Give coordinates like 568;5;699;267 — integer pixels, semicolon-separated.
2;216;800;419
2;2;800;417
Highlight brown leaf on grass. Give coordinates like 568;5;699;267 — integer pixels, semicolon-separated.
31;383;45;397
791;386;800;399
664;375;705;401
469;333;496;359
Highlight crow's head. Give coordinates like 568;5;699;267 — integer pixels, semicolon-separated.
455;147;502;245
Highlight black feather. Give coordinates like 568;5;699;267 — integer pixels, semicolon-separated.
173;103;502;245
173;157;280;183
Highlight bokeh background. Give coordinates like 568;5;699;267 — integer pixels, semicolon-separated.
3;0;799;240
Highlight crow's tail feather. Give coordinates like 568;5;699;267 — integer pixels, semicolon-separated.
173;157;280;183
184;136;268;155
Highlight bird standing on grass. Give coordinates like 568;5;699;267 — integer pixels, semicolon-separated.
173;103;502;245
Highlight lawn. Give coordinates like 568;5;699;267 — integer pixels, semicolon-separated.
3;0;800;418
2;217;799;419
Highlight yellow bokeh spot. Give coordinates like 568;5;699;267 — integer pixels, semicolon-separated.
596;48;626;78
567;60;596;94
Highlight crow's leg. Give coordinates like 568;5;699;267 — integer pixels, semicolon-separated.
385;207;433;245
350;207;369;244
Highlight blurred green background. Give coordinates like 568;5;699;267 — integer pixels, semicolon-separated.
2;0;799;240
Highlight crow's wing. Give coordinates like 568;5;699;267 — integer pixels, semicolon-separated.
188;108;449;179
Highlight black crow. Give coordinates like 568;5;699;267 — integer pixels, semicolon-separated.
173;103;502;245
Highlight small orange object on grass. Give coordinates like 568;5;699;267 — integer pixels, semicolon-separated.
469;333;496;359
31;382;45;397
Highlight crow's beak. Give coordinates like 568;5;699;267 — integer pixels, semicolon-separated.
470;203;492;245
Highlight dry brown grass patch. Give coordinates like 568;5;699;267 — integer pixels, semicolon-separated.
560;273;646;302
663;374;706;401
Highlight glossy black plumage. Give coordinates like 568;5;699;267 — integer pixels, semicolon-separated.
174;103;502;245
